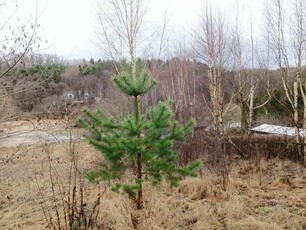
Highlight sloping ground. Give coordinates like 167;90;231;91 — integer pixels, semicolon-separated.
0;120;305;229
0;141;98;230
136;161;306;230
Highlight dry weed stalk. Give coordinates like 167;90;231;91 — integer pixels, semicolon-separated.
37;136;105;229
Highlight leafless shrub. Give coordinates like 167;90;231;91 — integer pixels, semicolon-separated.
178;129;301;164
38;140;104;229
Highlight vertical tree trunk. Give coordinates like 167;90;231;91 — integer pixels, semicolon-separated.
293;81;303;162
134;95;143;209
136;149;143;209
241;100;249;134
303;103;306;165
248;87;255;136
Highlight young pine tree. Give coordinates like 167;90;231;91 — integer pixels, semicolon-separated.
78;60;202;209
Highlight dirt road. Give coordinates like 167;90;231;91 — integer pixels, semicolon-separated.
0;119;82;147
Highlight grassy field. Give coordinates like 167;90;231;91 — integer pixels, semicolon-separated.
0;120;306;229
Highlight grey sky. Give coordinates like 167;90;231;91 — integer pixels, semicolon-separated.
31;0;264;60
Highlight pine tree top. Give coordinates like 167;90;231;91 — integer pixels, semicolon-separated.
112;59;156;97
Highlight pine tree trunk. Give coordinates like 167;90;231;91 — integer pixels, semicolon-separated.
134;96;143;209
136;151;143;209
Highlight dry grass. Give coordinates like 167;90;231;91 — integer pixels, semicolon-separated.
0;120;306;229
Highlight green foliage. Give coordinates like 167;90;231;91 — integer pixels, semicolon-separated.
78;61;202;204
79;101;201;191
18;64;64;83
79;59;115;76
254;89;293;117
265;90;288;115
111;180;143;199
112;59;156;96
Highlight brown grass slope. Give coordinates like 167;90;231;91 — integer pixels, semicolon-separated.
0;121;305;229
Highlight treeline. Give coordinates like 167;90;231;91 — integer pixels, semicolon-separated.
1;53;302;130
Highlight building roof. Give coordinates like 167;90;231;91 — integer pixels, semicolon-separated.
251;124;304;137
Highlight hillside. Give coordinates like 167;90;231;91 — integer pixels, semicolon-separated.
0;120;305;229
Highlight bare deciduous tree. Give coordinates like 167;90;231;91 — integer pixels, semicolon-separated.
0;0;43;123
165;39;197;123
233;13;272;134
0;0;41;78
194;1;231;136
266;0;306;163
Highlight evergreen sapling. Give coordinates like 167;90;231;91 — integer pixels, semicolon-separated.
78;60;202;209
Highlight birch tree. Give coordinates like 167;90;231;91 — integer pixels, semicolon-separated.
231;2;249;133
231;1;272;135
167;40;197;123
194;2;231;136
239;25;272;135
94;0;167;64
266;0;306;163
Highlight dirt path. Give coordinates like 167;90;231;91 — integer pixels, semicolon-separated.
0;119;82;147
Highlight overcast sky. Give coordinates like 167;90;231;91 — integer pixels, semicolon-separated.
25;0;264;60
